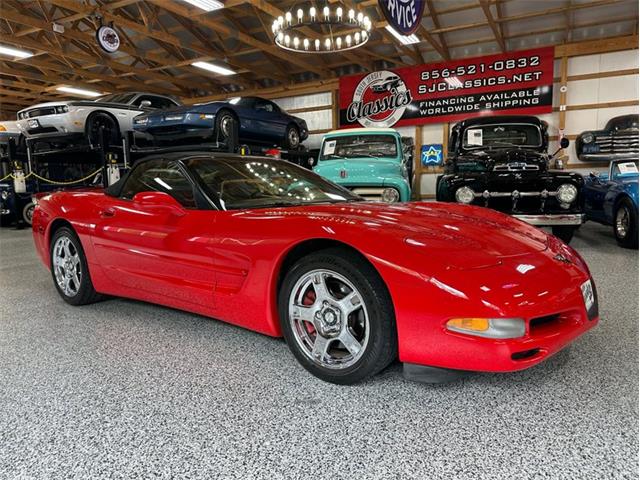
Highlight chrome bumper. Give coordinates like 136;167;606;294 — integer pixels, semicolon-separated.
513;213;585;226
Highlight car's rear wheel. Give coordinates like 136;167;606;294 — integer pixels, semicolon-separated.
216;110;236;141
552;226;577;244
50;226;102;305
613;198;638;249
278;248;396;384
285;125;300;150
22;201;35;226
86;112;120;146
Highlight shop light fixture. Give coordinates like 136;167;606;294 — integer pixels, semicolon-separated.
192;61;236;76
56;86;103;97
385;25;420;45
0;44;33;59
181;0;224;11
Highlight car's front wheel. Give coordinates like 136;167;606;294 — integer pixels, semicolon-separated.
285;125;300;150
278;248;397;384
85;112;120;146
613;198;638;249
22;201;35;226
50;226;103;305
552;226;577;244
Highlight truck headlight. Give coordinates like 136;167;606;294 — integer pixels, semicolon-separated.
1;191;9;200
381;188;400;203
455;186;475;204
557;183;577;204
582;133;594;144
134;117;148;125
446;317;526;339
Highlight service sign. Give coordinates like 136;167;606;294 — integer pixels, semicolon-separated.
339;47;554;128
378;0;425;35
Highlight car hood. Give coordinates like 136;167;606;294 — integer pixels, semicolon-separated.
140;102;226;118
457;148;549;170
254;201;549;269
18;101;71;113
314;158;402;181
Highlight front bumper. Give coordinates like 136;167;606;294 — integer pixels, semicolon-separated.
514;213;585;226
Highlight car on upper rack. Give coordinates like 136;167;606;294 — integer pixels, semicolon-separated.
132;96;309;150
436;115;584;244
583;158;638;248
32;150;598;385
16;92;181;146
313;128;413;202
575;114;639;161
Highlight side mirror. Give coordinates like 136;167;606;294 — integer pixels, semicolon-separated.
132;191;185;215
559;137;570;149
307;156;317;168
139;100;152;108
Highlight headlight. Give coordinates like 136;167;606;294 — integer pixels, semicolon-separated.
381;187;400;203
134;117;148;125
455;186;475;204
1;191;9;200
164;115;185;121
582;133;594;144
446;317;526;339
55;105;69;114
557;183;577;204
199;114;214;119
0;125;6;132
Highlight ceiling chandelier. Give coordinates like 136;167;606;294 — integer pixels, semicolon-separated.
272;6;372;53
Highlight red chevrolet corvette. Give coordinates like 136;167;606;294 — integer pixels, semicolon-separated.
32;153;599;384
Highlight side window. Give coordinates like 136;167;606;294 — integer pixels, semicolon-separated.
120;159;197;208
135;95;175;109
255;100;274;113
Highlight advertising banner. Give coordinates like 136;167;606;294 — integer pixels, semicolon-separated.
339;47;554;128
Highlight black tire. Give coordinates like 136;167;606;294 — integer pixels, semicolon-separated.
216;110;236;141
613;197;638;249
22;201;35;226
85;112;120;146
552;226;577;244
50;226;102;305
278;247;397;384
285;125;300;150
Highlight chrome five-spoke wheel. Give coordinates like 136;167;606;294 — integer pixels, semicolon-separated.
288;269;369;370
53;236;82;297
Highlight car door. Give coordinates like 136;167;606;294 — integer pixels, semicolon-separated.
254;99;288;144
584;171;611;222
90;158;217;309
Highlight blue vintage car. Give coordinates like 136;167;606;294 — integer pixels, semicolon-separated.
313;128;412;202
584;158;638;248
133;96;308;150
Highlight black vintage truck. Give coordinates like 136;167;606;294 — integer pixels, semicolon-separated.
436;115;584;243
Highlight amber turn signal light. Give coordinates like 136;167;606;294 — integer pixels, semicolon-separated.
446;317;526;339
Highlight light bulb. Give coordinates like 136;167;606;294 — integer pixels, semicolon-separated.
357;12;364;22
272;21;278;33
297;8;303;21
315;38;320;50
346;35;352;46
277;32;284;42
285;11;292;24
323;6;330;19
362;30;368;41
278;16;284;26
284;34;290;46
354;32;361;43
325;38;331;49
293;36;300;48
303;38;310;50
336;7;342;19
364;16;370;26
309;7;316;19
348;9;355;21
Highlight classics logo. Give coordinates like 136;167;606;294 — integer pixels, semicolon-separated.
346;70;412;128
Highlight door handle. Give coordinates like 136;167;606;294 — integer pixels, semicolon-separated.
100;208;115;218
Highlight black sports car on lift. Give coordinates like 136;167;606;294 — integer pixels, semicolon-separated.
575;114;639;161
436;115;584;243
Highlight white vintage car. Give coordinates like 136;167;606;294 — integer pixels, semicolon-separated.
16;92;181;145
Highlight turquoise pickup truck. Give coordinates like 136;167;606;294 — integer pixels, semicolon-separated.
313;128;413;202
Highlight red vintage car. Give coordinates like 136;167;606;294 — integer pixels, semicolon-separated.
31;152;599;384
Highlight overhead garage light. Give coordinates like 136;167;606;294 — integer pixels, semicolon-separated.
182;0;224;11
0;44;33;59
192;61;236;76
56;86;103;98
385;25;420;45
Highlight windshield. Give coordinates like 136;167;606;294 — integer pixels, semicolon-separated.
186;157;361;210
462;123;542;150
612;160;639;178
96;93;136;104
320;134;398;160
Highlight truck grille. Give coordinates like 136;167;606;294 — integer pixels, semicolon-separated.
349;187;384;201
592;131;638;155
493;164;540;172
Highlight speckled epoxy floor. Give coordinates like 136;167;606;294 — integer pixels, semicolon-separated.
0;222;637;479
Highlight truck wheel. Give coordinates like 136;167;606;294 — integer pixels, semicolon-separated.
551;226;577;244
613;198;638;249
